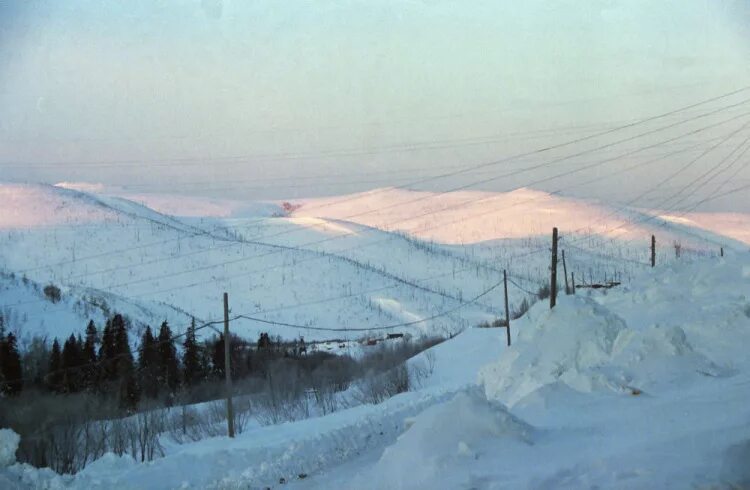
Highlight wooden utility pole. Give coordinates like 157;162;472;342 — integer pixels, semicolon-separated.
571;272;576;295
503;270;511;346
550;227;558;309
223;292;235;438
720;247;724;257
561;249;569;295
651;235;656;268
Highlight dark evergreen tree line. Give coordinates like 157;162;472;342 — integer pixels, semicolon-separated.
1;311;309;412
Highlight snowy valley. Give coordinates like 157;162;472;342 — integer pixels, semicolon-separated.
0;181;749;488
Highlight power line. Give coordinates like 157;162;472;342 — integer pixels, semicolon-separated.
551;119;750;254
9;90;749;281
2;83;740;170
5;110;744;314
71;104;750;293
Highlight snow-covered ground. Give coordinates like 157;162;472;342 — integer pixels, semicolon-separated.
1;182;742;345
2;252;749;489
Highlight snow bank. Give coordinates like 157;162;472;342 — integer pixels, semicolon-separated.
0;430;19;468
359;388;533;490
480;296;631;406
480;291;725;407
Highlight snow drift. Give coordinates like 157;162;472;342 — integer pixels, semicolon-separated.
359;388;534;490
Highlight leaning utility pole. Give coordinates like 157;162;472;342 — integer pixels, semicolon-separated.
503;270;511;346
223;292;235;438
651;235;656;268
550;227;558;309
562;249;570;295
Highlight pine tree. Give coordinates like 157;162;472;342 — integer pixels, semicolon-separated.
137;326;159;399
0;325;5;389
157;321;180;396
82;320;99;392
98;318;116;386
211;333;226;379
61;334;82;393
0;331;22;395
182;318;201;387
211;334;241;380
47;338;63;393
111;314;139;411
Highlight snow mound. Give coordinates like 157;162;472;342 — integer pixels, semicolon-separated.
362;388;533;490
480;295;721;406
480;296;630;406
77;453;137;480
0;430;19;468
0;183;120;229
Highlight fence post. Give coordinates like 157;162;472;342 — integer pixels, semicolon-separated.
651;235;656;268
503;270;511;346
550;228;558;309
223;292;235;438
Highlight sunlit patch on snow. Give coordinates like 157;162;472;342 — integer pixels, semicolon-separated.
284;216;359;236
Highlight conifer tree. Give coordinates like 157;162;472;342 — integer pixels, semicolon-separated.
211;334;240;380
138;326;159;399
182;318;201;387
111;314;139;411
0;325;5;388
47;338;63;393
82;320;99;391
61;334;82;393
0;331;22;395
98;318;116;386
157;321;180;396
211;333;226;379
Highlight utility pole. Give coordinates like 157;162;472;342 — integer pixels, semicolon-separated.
571;272;576;295
223;292;235;438
651;235;656;268
720;247;724;257
550;227;558;309
503;270;511;346
562;249;569;295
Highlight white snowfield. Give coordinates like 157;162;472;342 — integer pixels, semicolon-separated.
1;182;744;345
2;253;749;489
292;186;750;246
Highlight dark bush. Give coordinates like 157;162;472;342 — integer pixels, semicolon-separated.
43;284;62;303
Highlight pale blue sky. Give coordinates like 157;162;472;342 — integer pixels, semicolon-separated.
1;1;749;209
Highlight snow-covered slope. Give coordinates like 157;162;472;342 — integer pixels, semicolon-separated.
2;182;746;345
55;182;284;219
1;184;509;342
0;271;193;345
293;187;746;249
3;253;749;489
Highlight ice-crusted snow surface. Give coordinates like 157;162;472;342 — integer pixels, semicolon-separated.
2;254;750;489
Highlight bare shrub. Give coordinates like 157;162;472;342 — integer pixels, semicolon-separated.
353;364;410;405
537;284;551;300
0;391;117;474
424;349;437;375
131;409;166;462
43;284;62;303
512;297;531;319
256;360;309;425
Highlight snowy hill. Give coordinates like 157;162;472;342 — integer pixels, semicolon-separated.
1;182;746;345
2;253;749;489
0;184;507;342
292;186;747;247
